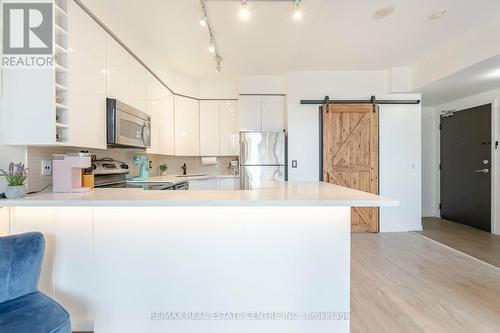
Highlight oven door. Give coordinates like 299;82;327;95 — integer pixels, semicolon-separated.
115;109;151;148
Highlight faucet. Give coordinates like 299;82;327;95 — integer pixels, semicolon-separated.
181;163;187;176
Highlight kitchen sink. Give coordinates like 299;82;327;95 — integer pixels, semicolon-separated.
176;174;207;178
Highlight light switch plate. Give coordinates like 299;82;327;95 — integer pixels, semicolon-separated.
41;160;52;176
291;160;298;168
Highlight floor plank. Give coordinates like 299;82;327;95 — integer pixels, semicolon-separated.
351;232;500;333
418;217;500;268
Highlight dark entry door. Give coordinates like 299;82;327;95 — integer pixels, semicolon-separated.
440;104;492;232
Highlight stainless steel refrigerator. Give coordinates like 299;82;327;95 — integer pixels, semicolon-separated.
239;131;286;190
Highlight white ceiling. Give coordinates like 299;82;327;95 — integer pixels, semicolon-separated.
417;55;500;106
100;0;500;80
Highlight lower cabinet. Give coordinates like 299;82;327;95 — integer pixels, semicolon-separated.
188;177;239;190
9;207;94;332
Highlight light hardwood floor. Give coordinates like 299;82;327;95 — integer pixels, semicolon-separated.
351;232;500;333
76;232;500;333
418;217;500;268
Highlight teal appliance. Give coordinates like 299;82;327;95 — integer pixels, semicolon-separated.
129;154;149;181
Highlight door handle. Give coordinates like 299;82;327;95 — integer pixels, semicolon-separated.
475;168;489;174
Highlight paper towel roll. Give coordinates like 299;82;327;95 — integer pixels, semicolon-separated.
201;157;218;166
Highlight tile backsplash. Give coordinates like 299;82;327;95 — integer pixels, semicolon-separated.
26;146;237;192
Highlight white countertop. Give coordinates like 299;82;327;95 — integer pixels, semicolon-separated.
126;174;238;184
1;182;398;207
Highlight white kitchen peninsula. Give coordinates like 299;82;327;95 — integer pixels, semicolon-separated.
2;182;397;333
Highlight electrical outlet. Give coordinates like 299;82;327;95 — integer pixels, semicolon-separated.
41;160;52;176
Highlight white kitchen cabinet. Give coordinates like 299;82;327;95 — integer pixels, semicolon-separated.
10;207;94;331
261;96;285;131
218;177;239;190
175;96;200;156
106;36;146;112
239;95;285;132
128;58;147;112
161;90;175;155
200;101;220;156
69;1;107;149
239;96;262;131
219;101;239;156
146;73;164;154
106;37;129;104
54;208;94;331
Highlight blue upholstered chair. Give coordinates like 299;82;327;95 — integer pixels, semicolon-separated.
0;232;71;333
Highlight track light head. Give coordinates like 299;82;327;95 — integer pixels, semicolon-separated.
239;0;250;21
293;0;303;21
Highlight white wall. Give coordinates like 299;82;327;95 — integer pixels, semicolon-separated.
238;76;286;94
286;71;422;231
378;94;422;232
421;106;439;217
199;81;238;99
425;88;500;235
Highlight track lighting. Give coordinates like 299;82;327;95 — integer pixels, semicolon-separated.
199;7;207;26
293;0;303;21
239;0;250;21
215;56;222;72
208;39;215;53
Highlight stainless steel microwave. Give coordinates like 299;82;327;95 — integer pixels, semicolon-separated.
106;98;151;149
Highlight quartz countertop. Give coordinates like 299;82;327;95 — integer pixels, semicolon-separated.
1;182;398;207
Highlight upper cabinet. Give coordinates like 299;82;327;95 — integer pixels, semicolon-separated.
239;96;262;131
200;100;240;157
146;73;175;155
200;101;220;156
2;0;70;145
175;96;200;156
239;95;285;132
106;37;146;112
219;101;239;156
69;1;107;149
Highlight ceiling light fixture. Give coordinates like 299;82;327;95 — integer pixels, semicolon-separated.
199;0;223;72
374;6;394;19
429;10;446;20
215;56;222;72
199;6;208;26
208;39;215;53
239;0;250;21
293;0;303;21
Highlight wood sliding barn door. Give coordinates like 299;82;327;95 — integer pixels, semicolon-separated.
322;104;379;232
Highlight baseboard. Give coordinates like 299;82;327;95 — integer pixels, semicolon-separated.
380;224;423;233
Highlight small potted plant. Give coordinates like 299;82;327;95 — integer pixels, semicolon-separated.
1;162;28;199
159;164;168;176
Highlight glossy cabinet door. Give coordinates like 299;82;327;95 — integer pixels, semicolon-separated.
69;2;107;149
239;95;262;131
175;96;200;156
261;95;285;131
146;73;163;154
127;57;147;112
106;36;129;104
161;89;175;155
200;101;220;156
106;36;146;112
220;101;239;156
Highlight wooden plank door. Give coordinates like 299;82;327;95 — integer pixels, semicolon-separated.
322;104;379;232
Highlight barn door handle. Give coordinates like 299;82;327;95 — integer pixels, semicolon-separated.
475;168;489;174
